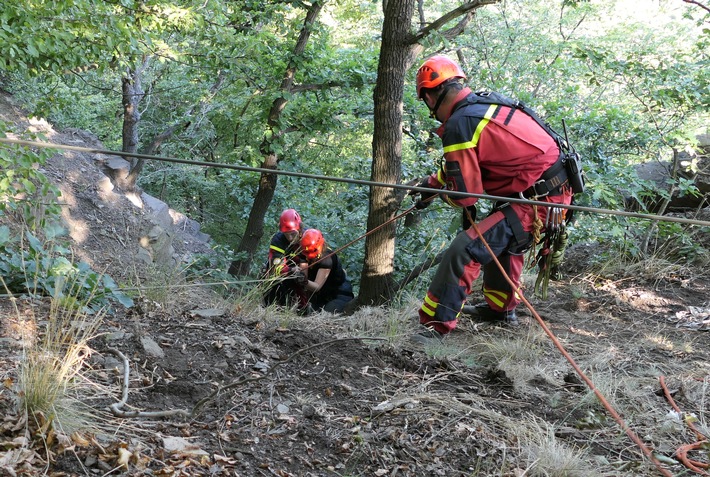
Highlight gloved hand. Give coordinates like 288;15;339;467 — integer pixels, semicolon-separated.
409;177;439;209
292;268;308;285
270;257;290;276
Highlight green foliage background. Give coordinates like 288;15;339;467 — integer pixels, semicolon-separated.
1;0;708;297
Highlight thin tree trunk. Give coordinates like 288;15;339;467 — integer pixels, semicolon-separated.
354;0;494;308
356;0;418;306
125;72;226;189
229;1;324;276
120;57;149;191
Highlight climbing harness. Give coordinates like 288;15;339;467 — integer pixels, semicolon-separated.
464;92;586;195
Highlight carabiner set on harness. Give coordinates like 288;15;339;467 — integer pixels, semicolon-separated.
534;207;569;299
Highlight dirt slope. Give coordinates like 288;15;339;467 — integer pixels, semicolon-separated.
1;91;709;477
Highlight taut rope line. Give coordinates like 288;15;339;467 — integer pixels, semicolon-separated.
463;207;674;477
2;137;710;228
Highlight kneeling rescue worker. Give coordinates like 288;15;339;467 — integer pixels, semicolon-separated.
297;229;354;314
410;55;575;342
262;208;309;309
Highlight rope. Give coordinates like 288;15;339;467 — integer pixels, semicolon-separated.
3;137;710;228
305;205;418;270
3;121;702;474
659;375;709;475
463;207;674;477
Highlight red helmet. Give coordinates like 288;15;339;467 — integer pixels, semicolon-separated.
300;229;325;261
416;55;466;98
279;209;302;233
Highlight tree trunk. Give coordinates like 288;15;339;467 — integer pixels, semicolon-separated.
228;1;323;276
228;154;278;276
355;0;495;308
121;57;149;192
356;0;418;306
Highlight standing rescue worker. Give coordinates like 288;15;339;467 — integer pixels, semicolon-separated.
263;208;309;308
411;55;573;341
297;229;354;314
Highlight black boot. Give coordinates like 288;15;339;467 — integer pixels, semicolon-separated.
461;303;519;326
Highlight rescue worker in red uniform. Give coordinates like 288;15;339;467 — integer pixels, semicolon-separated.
411;55;573;341
297;229;354;314
263;208;309;309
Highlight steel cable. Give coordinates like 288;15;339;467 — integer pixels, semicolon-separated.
2;137;710;228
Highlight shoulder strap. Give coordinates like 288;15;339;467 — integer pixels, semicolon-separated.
467;91;568;150
462;91;585;195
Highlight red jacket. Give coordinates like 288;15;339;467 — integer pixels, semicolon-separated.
425;87;562;208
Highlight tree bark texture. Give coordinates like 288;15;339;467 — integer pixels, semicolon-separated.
357;0;417;306
355;0;495;307
229;154;278;276
121;57;149;191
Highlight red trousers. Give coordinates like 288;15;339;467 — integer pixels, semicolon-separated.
418;191;572;334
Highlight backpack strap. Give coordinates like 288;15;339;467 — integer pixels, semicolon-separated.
464;91;584;196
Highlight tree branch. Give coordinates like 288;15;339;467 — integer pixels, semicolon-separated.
106;348;191;419
683;0;710;14
409;0;499;44
391;250;444;294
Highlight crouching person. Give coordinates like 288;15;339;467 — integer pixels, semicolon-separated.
298;229;354;314
262;208;309;309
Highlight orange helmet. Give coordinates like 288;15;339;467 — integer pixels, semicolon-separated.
416;55;466;98
279;209;302;233
300;229;325;261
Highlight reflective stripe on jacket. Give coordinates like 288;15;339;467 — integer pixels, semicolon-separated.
425;87;560;208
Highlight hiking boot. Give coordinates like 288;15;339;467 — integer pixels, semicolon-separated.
409;326;445;345
461;303;519;327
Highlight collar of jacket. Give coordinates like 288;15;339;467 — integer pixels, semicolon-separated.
435;87;473;137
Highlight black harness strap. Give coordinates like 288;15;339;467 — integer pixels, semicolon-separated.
460;91;584;197
519;157;568;199
495;202;530;251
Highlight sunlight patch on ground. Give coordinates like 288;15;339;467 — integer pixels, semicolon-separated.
568;327;605;339
645;334;674;351
57;184;89;245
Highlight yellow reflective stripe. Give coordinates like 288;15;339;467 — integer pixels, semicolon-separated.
421;295;438;317
270;245;286;254
483;293;505;308
483;287;508;308
443;104;497;153
436;168;446;186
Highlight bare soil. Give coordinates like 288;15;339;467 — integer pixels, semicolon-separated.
1;90;709;477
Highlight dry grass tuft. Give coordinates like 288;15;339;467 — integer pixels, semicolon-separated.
516;417;594;477
16;275;107;440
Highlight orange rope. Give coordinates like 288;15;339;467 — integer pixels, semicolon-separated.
466;208;674;477
304;205;418;270
659;376;709;475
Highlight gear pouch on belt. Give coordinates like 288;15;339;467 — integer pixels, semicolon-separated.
563;151;585;194
444;160;466;195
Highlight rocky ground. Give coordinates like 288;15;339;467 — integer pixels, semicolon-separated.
0;91;709;477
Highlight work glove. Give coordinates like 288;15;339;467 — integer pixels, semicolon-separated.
408;178;439;210
292;268;309;285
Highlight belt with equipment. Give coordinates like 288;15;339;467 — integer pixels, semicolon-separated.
519;157;568;199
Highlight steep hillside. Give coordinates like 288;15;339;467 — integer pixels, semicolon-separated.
1;91;709;477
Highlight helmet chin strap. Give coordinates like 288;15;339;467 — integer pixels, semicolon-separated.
429;85;451;119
